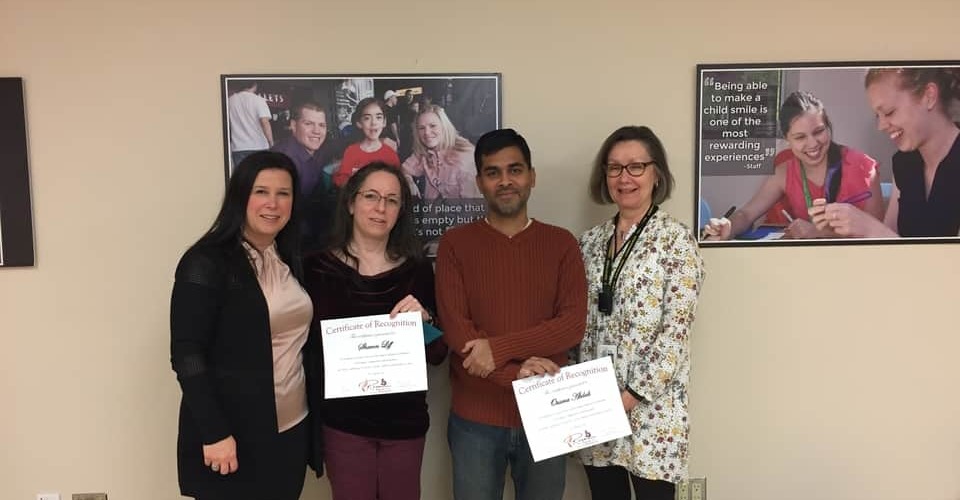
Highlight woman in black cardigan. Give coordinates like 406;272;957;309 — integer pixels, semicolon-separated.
170;151;322;499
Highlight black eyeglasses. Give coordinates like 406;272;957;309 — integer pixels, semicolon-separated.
605;161;655;178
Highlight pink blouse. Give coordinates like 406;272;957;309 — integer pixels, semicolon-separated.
781;147;877;220
402;148;481;200
243;241;312;432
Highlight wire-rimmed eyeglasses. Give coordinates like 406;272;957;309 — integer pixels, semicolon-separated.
356;190;401;209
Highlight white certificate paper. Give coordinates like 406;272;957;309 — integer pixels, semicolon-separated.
321;312;427;399
512;357;631;462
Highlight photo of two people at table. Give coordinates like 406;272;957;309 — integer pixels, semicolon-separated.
698;66;958;242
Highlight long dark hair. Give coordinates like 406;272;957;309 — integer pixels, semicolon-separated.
327;162;422;266
194;151;304;278
779;91;843;201
350;97;386;143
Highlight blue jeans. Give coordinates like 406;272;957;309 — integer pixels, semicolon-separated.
447;412;566;500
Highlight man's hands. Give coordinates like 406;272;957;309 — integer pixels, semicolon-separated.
463;340;564;382
516;357;560;379
462;339;494;377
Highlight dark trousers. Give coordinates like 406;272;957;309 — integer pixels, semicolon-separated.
583;464;675;500
323;424;426;500
193;416;308;500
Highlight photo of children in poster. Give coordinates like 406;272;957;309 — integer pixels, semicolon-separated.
696;62;960;246
221;74;500;256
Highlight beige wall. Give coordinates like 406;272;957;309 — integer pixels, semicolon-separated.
2;1;958;499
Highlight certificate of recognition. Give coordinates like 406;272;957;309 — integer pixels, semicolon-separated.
512;357;631;462
321;312;428;399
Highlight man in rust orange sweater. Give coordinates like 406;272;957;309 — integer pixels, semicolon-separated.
435;128;587;500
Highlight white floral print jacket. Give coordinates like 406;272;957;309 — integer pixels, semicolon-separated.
574;210;704;483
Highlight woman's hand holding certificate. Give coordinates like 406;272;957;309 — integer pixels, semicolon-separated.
322;311;428;399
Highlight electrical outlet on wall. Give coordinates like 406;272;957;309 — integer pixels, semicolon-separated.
675;479;690;500
37;494;60;500
689;477;707;500
72;494;107;500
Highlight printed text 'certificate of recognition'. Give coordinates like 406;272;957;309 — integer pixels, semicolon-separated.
512;357;631;462
322;312;427;399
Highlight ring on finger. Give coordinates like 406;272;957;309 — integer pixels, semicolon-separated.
211;464;220;471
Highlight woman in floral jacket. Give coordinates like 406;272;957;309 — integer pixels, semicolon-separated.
574;125;705;500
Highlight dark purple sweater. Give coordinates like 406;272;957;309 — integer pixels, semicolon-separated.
303;251;446;439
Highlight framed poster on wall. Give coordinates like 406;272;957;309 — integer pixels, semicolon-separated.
220;73;501;255
695;61;960;247
0;77;35;267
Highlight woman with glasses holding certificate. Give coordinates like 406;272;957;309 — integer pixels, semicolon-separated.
303;162;446;500
573;126;704;500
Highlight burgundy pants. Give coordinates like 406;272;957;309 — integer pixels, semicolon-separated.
323;425;426;500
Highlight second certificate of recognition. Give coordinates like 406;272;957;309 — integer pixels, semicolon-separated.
321;312;427;399
512;357;631;462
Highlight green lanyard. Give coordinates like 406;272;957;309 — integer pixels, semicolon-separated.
799;161;841;207
598;205;658;315
799;164;814;208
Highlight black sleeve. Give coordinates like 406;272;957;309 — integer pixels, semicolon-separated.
169;247;232;444
302;257;327;476
303;326;325;477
